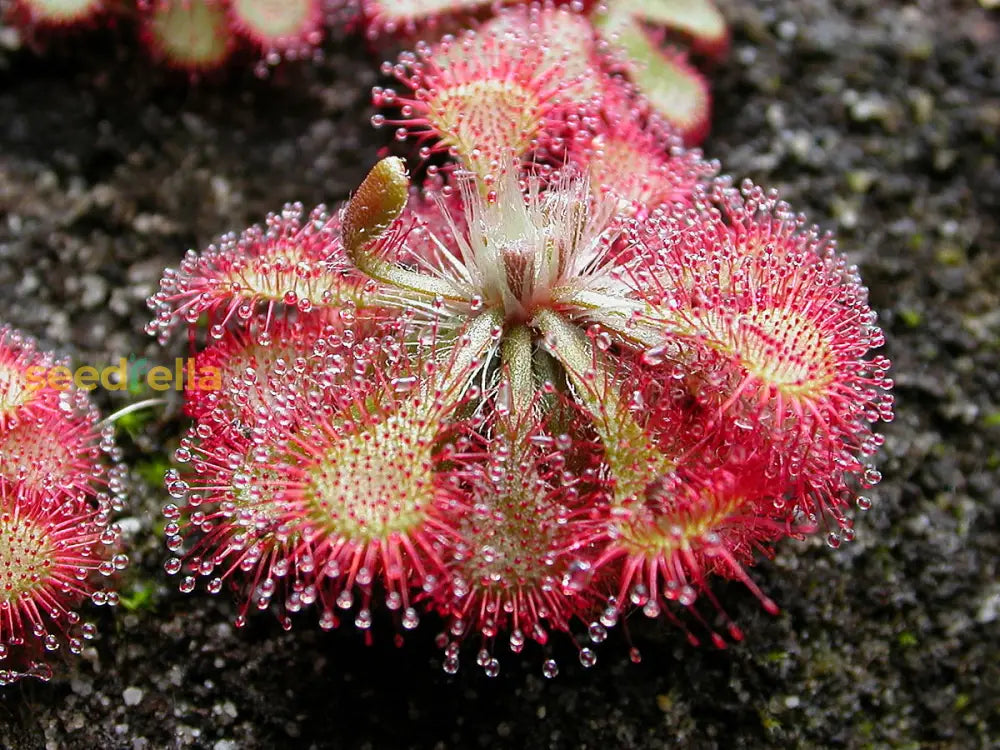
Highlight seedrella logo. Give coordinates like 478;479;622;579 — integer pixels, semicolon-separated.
24;355;221;392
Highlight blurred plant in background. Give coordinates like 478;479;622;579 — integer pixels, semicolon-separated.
3;0;725;142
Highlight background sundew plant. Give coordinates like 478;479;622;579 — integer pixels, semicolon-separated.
2;0;999;748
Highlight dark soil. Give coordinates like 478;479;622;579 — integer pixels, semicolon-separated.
1;1;998;748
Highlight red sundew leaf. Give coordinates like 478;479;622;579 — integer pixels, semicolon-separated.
374;6;601;179
631;178;893;522
558;94;718;215
9;0;103;26
0;325;66;431
140;0;236;72
592;461;784;648
360;0;606;41
0;327;115;510
227;0;326;53
0;326;126;686
426;409;611;673
595;8;712;145
361;0;494;39
145;202;375;344
165;317;497;633
0;480;123;686
476;4;606;101
611;0;728;57
0;412;106;503
182;310;379;428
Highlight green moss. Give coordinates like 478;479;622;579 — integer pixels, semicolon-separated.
935;244;965;266
116;408;153;437
135;456;171;489
758;709;781;732
846;170;875;193
151;516;168;540
898;308;923;328
119;581;157;613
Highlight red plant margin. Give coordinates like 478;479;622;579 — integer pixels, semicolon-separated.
0;326;127;686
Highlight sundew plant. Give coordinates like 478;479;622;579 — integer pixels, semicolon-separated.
145;3;894;677
0;327;128;686
0;1;893;685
